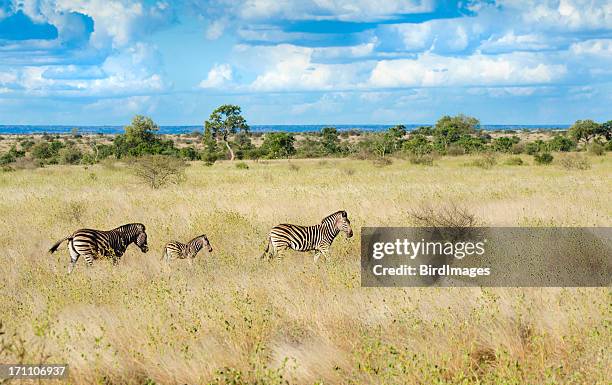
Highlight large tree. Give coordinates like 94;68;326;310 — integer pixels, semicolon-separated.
433;114;479;150
204;105;249;161
568;119;600;144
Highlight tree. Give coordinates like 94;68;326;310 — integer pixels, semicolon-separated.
596;120;611;141
261;132;296;158
433;114;480;151
204;105;249;161
568;119;599;144
320;127;341;155
114;115;178;158
386;124;407;152
201;124;219;162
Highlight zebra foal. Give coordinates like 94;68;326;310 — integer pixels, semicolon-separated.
162;234;213;264
261;210;353;262
49;223;149;274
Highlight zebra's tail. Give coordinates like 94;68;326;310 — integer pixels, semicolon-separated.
260;235;271;260
49;236;70;253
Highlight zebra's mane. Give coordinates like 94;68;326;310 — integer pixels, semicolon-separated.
113;223;145;232
188;234;207;244
321;210;346;224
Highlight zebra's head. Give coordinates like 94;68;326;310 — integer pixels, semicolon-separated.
335;210;353;238
134;223;149;253
198;234;213;253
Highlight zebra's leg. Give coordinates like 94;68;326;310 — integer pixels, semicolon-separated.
68;241;79;274
314;246;330;263
82;253;95;268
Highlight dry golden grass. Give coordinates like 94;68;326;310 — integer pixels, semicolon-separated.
0;155;610;384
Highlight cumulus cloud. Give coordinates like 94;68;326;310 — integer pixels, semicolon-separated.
368;53;567;88
199;64;233;88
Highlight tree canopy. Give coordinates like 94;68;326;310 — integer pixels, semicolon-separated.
204;104;249;161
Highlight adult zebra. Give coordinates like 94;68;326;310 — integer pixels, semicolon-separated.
261;210;353;262
49;223;149;274
162;234;213;264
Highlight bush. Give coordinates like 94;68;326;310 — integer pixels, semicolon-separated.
403;134;433;155
409;153;434;166
559;154;591;170
296;138;325;158
408;201;478;227
547;135;575;152
31;141;62;160
511;142;525;154
235;161;249;170
261;133;296;159
588;142;604;156
58;146;83;164
179;146;200;161
492;136;520;153
471;153;497;169
130;155;187;189
534;152;554;165
504;156;524;166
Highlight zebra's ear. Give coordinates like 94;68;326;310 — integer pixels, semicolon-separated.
341;210;347;218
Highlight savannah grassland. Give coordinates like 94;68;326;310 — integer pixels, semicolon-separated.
0;154;610;385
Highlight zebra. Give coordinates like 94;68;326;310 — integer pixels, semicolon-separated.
49;223;149;274
261;210;353;262
161;234;213;264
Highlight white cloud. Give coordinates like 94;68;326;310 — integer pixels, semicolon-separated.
570;39;612;57
246;44;371;91
206;19;226;40
368;53;567;88
199;64;233;88
502;0;612;30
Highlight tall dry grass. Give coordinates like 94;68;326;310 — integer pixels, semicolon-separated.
0;155;610;384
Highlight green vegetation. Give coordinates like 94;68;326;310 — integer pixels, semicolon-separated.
534;152;554;165
0;110;610;171
204;104;250;161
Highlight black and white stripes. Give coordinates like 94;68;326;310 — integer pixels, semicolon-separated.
162;234;213;264
261;210;353;262
49;223;149;274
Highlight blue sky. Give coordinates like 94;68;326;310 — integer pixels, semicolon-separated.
0;0;610;125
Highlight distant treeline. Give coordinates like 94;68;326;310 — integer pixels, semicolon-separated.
0;104;610;170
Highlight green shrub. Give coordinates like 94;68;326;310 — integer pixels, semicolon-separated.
547;135;576;152
58;146;83;164
492;136;520;152
534;152;554;165
504;156;524;165
179;146;200;160
403;134;433;155
261;133;296;159
235;161;249;170
525;141;542;155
